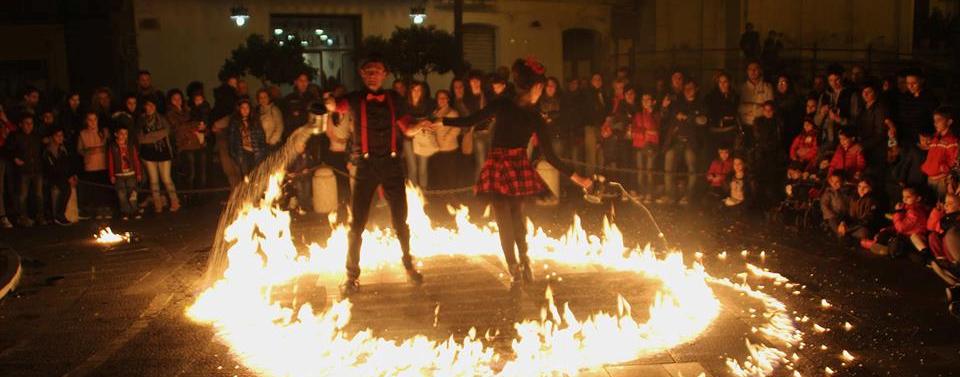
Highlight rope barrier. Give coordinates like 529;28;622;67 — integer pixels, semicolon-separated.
77;157;704;197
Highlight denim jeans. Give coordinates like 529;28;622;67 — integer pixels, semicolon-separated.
583;126;599;175
143;160;178;205
48;178;70;220
663;143;697;200
114;175;139;215
178;149;207;190
635;147;658;195
17;173;43;219
473;130;491;178
403;139;418;186
415;154;429;188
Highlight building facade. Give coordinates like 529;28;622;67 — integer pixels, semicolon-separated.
133;0;615;94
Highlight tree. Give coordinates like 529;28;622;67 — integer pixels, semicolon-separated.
219;34;315;85
361;25;457;82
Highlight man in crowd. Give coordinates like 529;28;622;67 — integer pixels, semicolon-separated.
283;72;318;139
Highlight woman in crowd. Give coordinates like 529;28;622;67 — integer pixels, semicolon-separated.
431;90;461;190
775;74;803;152
705;72;741;153
77;112;111;219
402;81;435;189
442;58;593;285
256;88;284;151
138;98;180;213
464;71;491;177
450;78;470;117
227;99;267;177
168;89;205;193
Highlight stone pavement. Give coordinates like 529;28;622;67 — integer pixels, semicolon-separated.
0;196;957;376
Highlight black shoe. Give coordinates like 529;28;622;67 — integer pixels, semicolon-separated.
340;279;360;296
406;267;424;286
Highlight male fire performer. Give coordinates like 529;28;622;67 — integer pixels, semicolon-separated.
336;55;432;296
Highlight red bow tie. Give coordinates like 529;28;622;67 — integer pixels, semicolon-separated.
366;93;386;102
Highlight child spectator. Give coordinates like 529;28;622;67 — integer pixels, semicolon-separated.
820;173;849;232
721;156;754;213
108;127;142;220
9;116;45;226
789;117;819;172
43;128;77;225
632;92;660;202
865;187;929;257
838;179;881;246
920;106;957;200
888;131;930;204
828;129;866;182
706;146;733;198
926;194;960;266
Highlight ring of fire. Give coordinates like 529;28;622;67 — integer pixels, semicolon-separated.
187;176;804;377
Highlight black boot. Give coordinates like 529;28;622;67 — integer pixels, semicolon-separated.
340;279;360;297
402;255;424;286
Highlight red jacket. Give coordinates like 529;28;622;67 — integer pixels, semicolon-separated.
828;143;866;178
893;202;930;236
706;158;733;187
107;142;142;182
631;110;660;148
920;131;958;179
789;131;818;170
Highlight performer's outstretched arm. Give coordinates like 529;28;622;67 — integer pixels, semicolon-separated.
442;100;500;129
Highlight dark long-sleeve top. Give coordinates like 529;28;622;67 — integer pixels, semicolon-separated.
443;97;574;177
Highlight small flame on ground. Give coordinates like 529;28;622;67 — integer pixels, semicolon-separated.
95;227;130;244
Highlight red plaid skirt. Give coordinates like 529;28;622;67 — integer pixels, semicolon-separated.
475;148;547;197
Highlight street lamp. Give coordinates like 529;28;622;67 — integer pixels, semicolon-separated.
410;5;426;25
230;5;250;27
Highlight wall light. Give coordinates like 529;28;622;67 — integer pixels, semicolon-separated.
230;5;250;27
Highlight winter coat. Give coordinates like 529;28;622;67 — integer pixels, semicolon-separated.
43;143;77;182
707;158;734;188
137;113;174;162
631;110;660;148
820;187;848;220
168;107;203;152
259;103;284;146
107;141;142;181
790;131;819;171
7;130;43;174
227;114;267;163
846;194;880;230
920;130;958;179
828;143;866;178
893;202;929;236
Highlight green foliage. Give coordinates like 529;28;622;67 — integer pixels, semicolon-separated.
219;34;316;85
361;25;457;81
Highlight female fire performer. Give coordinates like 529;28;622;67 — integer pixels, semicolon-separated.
442;57;593;285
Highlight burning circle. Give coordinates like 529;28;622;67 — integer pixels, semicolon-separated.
188;176;804;376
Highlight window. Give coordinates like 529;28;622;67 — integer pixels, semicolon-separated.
463;24;496;73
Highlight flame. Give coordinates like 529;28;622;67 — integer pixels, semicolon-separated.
188;177;804;376
95;227;130;244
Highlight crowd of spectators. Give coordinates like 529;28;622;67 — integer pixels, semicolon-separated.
0;56;957;315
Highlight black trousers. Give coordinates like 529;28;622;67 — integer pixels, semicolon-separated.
491;195;529;268
346;156;413;280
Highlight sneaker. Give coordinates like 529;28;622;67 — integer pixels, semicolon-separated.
134;214;142;220
54;218;71;226
94;214;104;220
0;217;12;229
121;216;130;221
77;214;91;221
104;214;112;220
340;279;360;296
678;197;690;206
